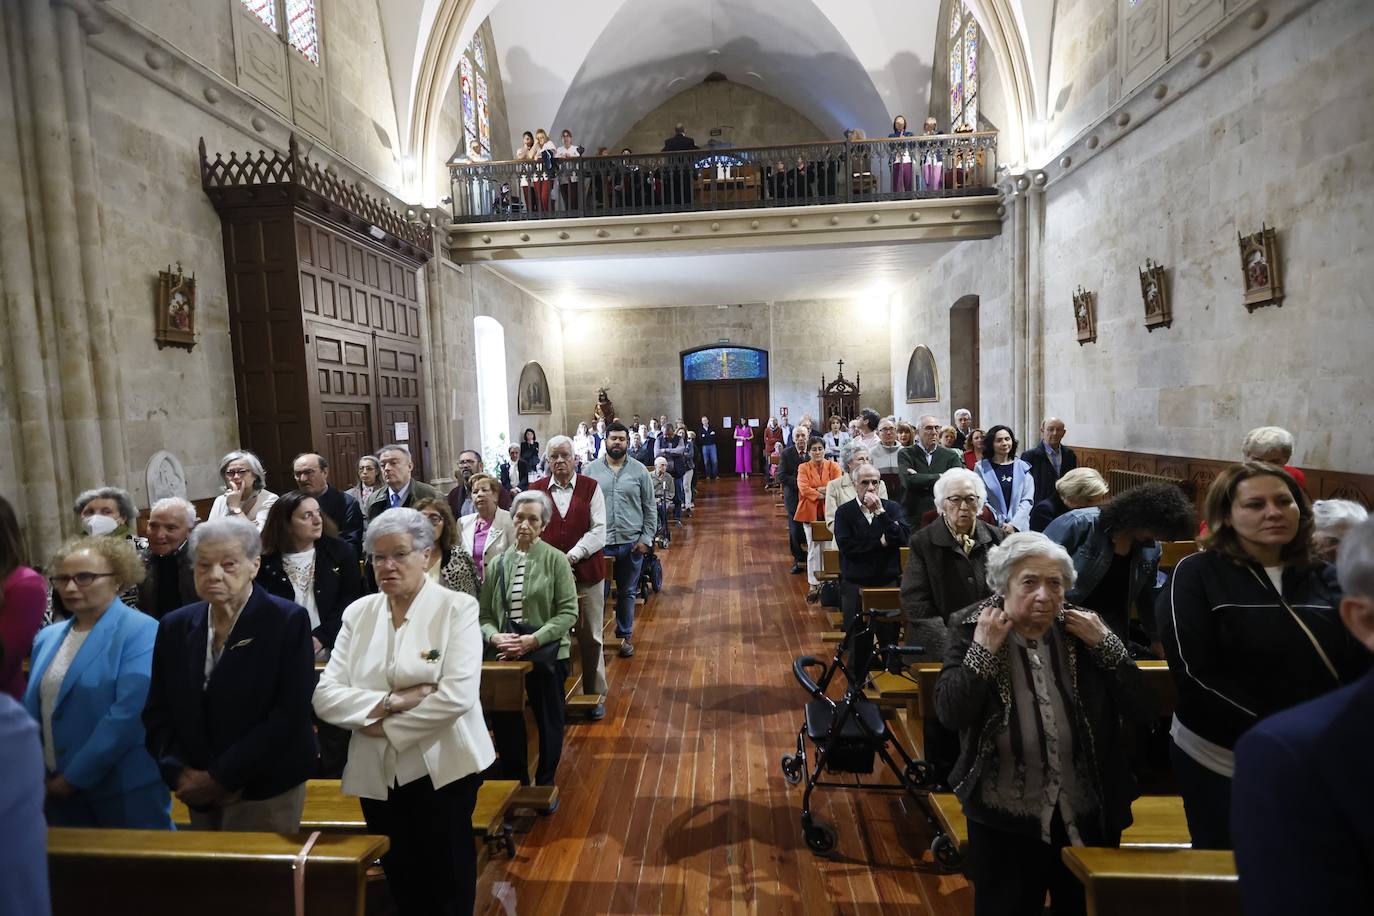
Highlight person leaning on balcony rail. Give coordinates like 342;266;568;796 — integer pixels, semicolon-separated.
515;130;538;213
554;129;581;210
529;128;556;213
888;114;915;194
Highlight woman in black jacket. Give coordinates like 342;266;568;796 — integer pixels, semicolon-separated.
257;490;362;658
1160;462;1369;849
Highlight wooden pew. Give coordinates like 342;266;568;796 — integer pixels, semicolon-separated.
929;794;1194;856
1061;847;1240;916
48;827;387;916
169;779;521;862
1159;540;1199;571
480;661;559;814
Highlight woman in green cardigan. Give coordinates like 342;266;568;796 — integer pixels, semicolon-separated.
479;490;580;789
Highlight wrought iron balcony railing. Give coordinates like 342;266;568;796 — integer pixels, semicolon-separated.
447;132;997;224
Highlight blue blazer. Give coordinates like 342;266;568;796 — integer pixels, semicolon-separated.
976;458;1035;532
23;599;165;799
142;585;318;801
1232;669;1374;914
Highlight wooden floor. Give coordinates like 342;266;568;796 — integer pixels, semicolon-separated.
475;478;973;915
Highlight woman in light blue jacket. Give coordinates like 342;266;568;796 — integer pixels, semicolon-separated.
24;536;171;828
975;425;1035;534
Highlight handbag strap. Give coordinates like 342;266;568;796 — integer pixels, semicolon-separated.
1248;567;1340;683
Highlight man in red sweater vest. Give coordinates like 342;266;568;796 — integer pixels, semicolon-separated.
529;436;609;717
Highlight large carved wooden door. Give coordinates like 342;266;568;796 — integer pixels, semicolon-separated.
374;339;426;478
307;321;374;482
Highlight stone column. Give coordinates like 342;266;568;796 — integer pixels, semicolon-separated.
422;221;456;481
1024;170;1047;435
1002;171;1032;441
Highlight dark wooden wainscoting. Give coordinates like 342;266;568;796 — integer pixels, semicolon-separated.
1073;446;1373;511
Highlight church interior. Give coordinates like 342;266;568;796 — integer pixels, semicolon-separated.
2;0;1373;913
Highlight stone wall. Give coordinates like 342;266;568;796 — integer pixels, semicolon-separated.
613;80;828;153
0;0;408;526
429;263;568;475
1038;0;1374;472
561;300;894;430
887;232;1015;431
1042;0;1118;152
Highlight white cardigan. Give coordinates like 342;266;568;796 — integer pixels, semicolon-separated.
207;490;278;531
459;509;515;569
312;578;495;800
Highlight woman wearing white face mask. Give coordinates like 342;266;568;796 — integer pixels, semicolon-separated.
50;488;146;622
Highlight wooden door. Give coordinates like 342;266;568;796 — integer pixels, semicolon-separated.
949;295;980;424
683;379;769;474
374;339;426;479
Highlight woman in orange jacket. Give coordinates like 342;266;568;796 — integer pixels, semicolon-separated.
794;435;842;601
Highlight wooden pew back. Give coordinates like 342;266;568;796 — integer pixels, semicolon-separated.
48;827;387;916
1061;847;1240;916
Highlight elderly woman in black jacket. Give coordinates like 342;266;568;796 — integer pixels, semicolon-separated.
937;532;1155;916
1160;462;1369;850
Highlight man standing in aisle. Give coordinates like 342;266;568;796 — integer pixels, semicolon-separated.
779;422;812;574
699;416;719;480
584;423;656;658
897;415;962;520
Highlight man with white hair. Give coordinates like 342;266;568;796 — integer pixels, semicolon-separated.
1231;519;1374;914
1021;417;1078;506
952;408;973;450
528;435;609;717
1312;499;1369;562
897;415;964;520
1241;425;1307;489
832;464;909;628
137;497;200;619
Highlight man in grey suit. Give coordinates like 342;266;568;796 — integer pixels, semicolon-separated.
897;415;964;521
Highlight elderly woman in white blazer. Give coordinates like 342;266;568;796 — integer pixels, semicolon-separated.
313;508;494;916
459;473;515;580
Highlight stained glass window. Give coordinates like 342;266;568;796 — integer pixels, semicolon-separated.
948;1;979;130
240;0;278;32
286;0;319;65
681;348;768;382
457;32;491;160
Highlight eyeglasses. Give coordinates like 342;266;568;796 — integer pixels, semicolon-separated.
944;495;980;507
223;467;253;478
49;572;115;588
373;549;418;568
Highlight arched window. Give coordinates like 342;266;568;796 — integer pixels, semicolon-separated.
239;0;320;65
474;316;509;459
948;1;979;130
458;33;492;161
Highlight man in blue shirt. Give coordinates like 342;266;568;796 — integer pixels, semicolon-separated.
584;422;656;658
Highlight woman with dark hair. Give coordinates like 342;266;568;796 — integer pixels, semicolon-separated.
888;115;914;194
515;130;538;212
975;425;1035;534
520;428;541;471
347;456;382;509
414;497;480;598
256;490;361;660
1046;481;1196;644
853;408;883;450
1;496;45;700
1160;463;1370;849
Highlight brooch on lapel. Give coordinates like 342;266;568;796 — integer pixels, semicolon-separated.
420;649;441;662
231;638;254;650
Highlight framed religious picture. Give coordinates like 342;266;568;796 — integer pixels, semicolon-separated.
517;361;552;414
1238;225;1283;311
904;346;939;403
155;263;196;350
1138;259;1172;331
1073;286;1097;345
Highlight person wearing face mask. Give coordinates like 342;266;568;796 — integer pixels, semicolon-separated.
52;487;146;621
143;518;318;832
207;450;279;532
937;533;1155;916
479;491;579;789
136;497;200;620
1159;463;1370;850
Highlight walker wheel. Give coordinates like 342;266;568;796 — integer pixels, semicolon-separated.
904;759;935;788
780;754;803;786
931;833;964;871
804;820;838;857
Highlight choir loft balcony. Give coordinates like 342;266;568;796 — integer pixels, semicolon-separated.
444;134;1002;263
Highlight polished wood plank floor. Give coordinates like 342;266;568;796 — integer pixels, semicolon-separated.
476;478;973;915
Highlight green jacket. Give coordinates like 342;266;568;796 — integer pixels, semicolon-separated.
478;539;579;660
896;444;964;520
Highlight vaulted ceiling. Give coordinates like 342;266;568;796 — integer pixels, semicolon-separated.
378;0;1055;202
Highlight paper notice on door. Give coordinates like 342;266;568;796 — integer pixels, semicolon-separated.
395;422;409;441
748;418;760;427
723;417;732;427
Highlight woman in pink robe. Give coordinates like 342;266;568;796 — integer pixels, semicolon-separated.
733;423;754;478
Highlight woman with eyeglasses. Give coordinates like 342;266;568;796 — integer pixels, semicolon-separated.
347;456;382;510
414;497;480;598
23;536;172;828
314;508;494;916
207;449;278;531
